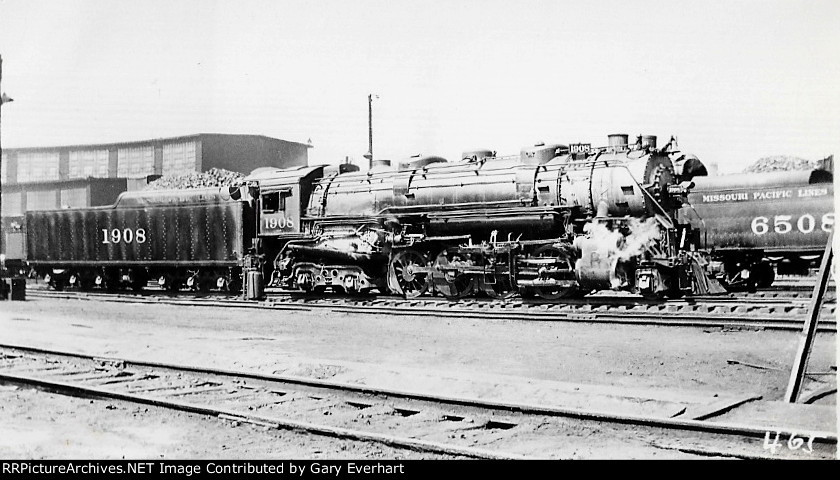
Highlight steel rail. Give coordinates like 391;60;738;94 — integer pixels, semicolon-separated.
24;289;837;332
1;344;836;449
0;372;523;460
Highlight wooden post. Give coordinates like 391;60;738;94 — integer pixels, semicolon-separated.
784;229;834;403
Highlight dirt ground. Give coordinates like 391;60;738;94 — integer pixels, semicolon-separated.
0;384;445;459
0;297;836;459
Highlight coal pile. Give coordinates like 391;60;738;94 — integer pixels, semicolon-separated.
145;168;245;190
744;155;818;173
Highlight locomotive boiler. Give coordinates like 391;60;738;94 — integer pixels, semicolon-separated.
260;134;717;300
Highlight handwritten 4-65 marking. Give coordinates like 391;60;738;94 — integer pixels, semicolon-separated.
763;430;819;455
751;213;834;235
101;228;147;244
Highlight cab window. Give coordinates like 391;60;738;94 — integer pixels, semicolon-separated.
261;189;290;213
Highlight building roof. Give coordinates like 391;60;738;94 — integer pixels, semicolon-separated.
3;133;312;153
1;177;129;191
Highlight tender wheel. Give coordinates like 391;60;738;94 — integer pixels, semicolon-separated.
389;249;431;298
79;278;95;291
198;280;213;293
47;274;65;291
754;262;776;288
530;245;577;300
103;269;120;292
433;248;475;300
130;271;147;292
162;277;182;292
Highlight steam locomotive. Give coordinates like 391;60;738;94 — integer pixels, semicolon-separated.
25;134;722;300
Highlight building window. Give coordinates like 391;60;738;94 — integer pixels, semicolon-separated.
60;187;88;208
162;141;197;176
118;146;155;178
17;152;60;183
26;190;58;211
1;192;23;216
69;149;109;179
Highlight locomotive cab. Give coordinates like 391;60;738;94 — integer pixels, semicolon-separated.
247;165;326;239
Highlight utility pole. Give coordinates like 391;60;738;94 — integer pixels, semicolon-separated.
0;54;14;272
363;94;377;170
0;54;8;264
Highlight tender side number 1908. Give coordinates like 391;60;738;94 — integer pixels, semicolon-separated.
101;228;147;244
751;213;834;236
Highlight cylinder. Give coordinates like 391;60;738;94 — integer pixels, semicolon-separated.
573;236;635;291
608;134;629;149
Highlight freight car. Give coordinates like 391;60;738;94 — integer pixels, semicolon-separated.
678;168;834;289
27;134;722;300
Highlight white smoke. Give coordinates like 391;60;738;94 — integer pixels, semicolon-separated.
578;217;662;261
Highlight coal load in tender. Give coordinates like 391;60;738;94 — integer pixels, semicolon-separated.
744;155;819;173
144;168;245;190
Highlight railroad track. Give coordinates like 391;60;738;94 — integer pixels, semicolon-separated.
23;286;837;333
0;345;834;459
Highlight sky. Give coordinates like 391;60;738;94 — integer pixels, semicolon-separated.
0;0;838;174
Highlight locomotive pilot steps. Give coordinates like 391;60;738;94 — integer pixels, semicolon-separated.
26;134;726;300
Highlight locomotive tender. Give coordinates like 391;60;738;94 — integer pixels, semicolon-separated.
26;134;721;300
678;168;834;289
26;188;252;292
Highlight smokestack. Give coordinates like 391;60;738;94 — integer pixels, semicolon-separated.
608;134;629;150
